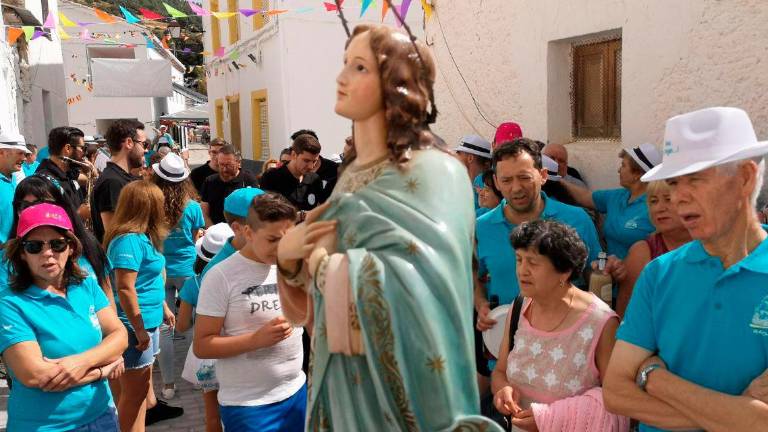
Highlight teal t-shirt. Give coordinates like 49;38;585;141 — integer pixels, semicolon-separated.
0;277;113;431
36;146;49;161
618;233;768;432
592;188;655;259
107;233;166;330
22;161;39;177
476;193;603;304
0;173;15;244
179;275;202;308
0;254;108;298
163;200;205;278
200;236;236;281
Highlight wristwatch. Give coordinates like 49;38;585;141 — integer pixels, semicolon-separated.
636;363;662;391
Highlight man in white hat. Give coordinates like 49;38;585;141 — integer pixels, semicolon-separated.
0;130;30;243
604;107;768;431
455;135;493;215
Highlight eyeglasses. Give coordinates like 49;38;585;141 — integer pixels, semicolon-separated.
22;238;70;254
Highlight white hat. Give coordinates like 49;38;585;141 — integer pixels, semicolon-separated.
643;107;768;182
542;154;562;181
152;152;189;182
0;130;30;154
456;135;492;159
625;142;662;173
195;223;234;262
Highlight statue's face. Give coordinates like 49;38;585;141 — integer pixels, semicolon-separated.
335;31;383;121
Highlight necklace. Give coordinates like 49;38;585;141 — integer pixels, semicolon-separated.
530;286;575;332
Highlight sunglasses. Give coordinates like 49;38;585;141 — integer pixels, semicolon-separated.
22;238;70;254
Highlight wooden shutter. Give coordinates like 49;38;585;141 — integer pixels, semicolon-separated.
573;39;621;138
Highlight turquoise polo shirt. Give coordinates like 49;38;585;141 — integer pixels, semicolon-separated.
592;188;655;259
200;236;236;281
22;160;39;177
0;278;113;431
0;172;15;244
37;146;49;161
0;255;107;298
179;275;202;308
476;193;602;305
107;233;166;330
163;200;205;278
618;234;768;432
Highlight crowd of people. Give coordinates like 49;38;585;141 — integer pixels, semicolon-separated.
0;21;766;432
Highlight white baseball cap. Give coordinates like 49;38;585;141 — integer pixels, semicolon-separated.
542;154;562;181
0;130;30;153
642;107;768;182
195;223;234;262
456;135;492;159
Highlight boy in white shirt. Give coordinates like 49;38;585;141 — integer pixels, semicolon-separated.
194;192;305;431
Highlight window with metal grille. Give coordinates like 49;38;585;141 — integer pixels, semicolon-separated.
572;39;621;139
258;100;269;160
253;0;270;30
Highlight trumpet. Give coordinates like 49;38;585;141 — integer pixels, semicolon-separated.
63;156;95;229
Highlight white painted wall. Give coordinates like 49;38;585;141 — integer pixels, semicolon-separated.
203;0;425;159
426;0;768;189
59;0;187;135
20;0;68;147
0;14;22;136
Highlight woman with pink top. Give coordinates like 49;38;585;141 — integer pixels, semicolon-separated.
491;220;626;432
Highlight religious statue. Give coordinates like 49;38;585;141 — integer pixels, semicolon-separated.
277;23;502;432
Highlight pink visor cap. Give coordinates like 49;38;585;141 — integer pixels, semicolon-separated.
17;203;73;238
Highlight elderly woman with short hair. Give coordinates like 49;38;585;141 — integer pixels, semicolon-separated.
491;220;624;431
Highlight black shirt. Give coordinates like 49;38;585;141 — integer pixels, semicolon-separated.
200;170;259;224
190;161;217;194
91;162;139;242
315;156;339;203
259;163;324;211
35;158;84;210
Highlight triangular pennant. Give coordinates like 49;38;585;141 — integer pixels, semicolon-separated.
143;34;155;49
212;11;237;19
139;8;165;20
104;38;117;44
294;7;313;14
59;12;77;27
214;46;225;57
182;47;192;53
7;27;24;44
80;28;91;41
43;11;56;28
238;8;260;17
119;6;141;24
324;0;344;11
94;8;117;24
398;0;412;26
228;48;240;60
57;26;71;40
188;1;211;16
420;0;432;20
201;50;212;55
360;0;374;17
22;26;34;41
31;29;46;40
381;0;389;22
266;9;288;15
163;3;187;18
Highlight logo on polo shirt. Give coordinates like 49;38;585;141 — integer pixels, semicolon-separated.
750;294;768;336
624;217;639;230
89;305;100;329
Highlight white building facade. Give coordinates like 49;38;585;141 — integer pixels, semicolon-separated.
202;0;425;159
426;0;768;189
59;0;191;136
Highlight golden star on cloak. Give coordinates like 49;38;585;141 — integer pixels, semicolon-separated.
426;355;446;373
404;177;419;193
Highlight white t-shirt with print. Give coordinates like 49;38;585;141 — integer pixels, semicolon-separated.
196;252;305;406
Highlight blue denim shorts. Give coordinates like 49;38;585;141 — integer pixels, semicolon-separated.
72;406;119;431
123;327;160;369
219;384;306;432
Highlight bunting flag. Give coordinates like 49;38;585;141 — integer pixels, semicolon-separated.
212;11;237;19
139;8;165;20
324;1;342;11
361;0;374;17
80;28;91;40
42;12;56;28
31;29;45;40
420;0;432;20
59;12;77;27
267;9;288;15
6;27;24;44
57;27;71;40
143;34;155;48
399;0;412;25
119;6;141;24
238;8;260;17
182;47;192;53
214;46;225;57
228;48;240;60
22;26;34;41
94;8;117;24
103;38;117;44
382;1;389;21
188;1;211;16
294;7;313;14
163;3;188;18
